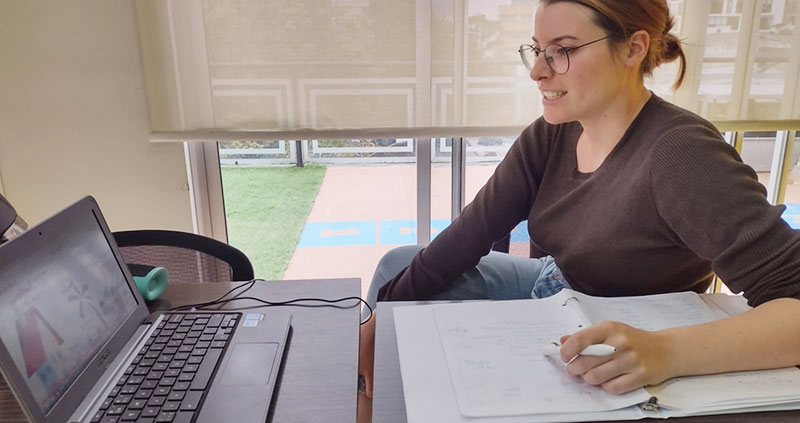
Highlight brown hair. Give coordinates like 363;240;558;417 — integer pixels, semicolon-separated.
540;0;686;89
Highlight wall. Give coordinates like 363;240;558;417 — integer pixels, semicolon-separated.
0;0;192;231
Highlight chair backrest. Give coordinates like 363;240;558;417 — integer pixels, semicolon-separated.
113;230;254;283
491;233;531;257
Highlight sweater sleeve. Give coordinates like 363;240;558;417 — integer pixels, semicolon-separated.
377;119;554;301
649;122;800;306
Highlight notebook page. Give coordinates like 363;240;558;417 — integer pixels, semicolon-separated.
646;367;800;414
432;290;651;417
570;290;800;413
570;290;720;330
394;304;648;423
701;293;750;317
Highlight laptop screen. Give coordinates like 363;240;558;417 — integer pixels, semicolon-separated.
0;211;137;414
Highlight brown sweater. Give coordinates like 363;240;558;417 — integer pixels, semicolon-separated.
378;95;800;306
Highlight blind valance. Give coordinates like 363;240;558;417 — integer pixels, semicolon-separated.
135;0;800;140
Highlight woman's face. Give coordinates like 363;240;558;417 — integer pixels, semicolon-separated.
531;2;626;124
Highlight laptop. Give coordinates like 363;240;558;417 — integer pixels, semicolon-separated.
0;196;292;423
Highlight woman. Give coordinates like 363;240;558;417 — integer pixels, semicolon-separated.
359;0;800;402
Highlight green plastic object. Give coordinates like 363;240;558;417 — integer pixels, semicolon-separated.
133;266;168;301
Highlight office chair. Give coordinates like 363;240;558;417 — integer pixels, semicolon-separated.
491;234;511;254
0;193;28;245
113;230;254;283
491;228;531;257
0;194;16;238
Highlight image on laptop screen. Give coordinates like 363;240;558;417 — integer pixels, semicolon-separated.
0;212;137;413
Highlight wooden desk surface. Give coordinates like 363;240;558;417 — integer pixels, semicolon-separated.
1;278;360;423
372;301;800;423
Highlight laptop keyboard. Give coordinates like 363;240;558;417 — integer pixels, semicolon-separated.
91;312;240;423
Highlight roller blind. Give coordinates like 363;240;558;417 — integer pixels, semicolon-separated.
135;0;800;140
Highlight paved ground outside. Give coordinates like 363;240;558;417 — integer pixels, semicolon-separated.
282;164;800;298
282;164;497;297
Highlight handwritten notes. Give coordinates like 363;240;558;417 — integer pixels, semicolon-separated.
571;290;722;330
429;288;800;418
432;290;650;417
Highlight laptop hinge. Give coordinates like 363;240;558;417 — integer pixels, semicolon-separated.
68;314;165;422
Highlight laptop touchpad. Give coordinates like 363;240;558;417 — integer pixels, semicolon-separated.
220;343;278;386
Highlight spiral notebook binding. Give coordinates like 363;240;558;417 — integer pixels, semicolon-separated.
561;296;579;307
561;296;588;328
641;396;659;412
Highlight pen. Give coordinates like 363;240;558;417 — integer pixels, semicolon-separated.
541;342;616;357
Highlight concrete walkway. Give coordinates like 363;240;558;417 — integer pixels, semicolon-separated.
282;164;498;297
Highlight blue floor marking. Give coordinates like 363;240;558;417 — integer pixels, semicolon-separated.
297;205;800;247
784;203;800;215
298;221;376;247
431;219;452;241
509;220;530;243
378;219;452;245
379;220;416;245
782;202;800;229
783;215;800;229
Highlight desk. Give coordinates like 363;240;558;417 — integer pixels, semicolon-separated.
371;301;800;423
0;278;360;423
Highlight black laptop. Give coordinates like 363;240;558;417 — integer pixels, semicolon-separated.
0;196;291;423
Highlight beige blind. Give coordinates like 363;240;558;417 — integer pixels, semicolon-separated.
135;0;800;139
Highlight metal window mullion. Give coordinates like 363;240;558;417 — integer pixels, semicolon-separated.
294;140;304;167
723;131;744;154
417;138;432;245
203;142;227;242
767;130;792;204
723;131;735;147
451;138;466;220
184;142;227;243
775;130;796;204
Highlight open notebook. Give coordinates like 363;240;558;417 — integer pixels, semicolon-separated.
393;289;800;423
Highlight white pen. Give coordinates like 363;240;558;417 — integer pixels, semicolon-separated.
541;342;616;357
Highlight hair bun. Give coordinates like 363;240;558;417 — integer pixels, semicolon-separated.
661;32;682;63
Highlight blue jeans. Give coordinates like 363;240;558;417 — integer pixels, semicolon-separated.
362;245;570;319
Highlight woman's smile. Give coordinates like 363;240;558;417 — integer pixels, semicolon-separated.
541;90;567;101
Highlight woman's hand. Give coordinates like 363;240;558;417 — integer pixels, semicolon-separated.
559;321;677;395
358;311;378;398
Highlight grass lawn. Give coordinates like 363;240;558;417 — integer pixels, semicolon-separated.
221;165;326;280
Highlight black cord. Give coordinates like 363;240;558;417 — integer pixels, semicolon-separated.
168;279;374;325
168;279;258;312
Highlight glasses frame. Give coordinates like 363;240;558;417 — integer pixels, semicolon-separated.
518;35;613;74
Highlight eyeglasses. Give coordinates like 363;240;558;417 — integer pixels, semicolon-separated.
518;35;612;74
